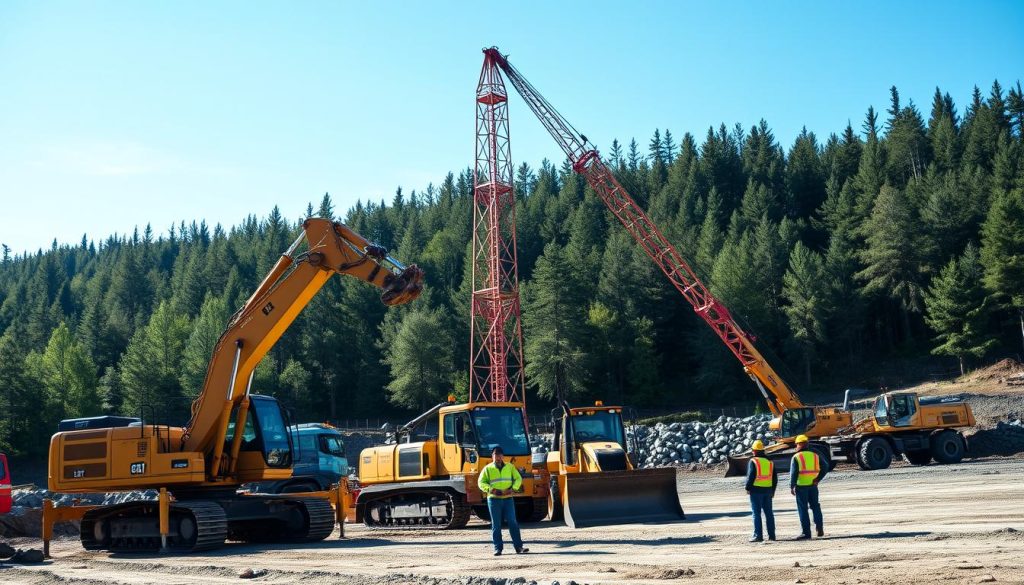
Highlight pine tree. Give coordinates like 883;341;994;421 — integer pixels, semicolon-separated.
179;294;230;397
382;308;455;410
26;322;101;420
980;188;1024;353
857;186;931;342
925;244;995;374
120;301;192;421
523;243;588;401
782;243;830;385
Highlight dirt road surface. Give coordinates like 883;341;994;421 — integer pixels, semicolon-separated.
4;458;1023;585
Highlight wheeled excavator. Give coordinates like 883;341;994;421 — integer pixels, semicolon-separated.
355;396;549;529
546;401;683;528
47;218;423;553
478;47;975;477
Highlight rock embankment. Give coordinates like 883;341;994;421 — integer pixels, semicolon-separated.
630;415;774;467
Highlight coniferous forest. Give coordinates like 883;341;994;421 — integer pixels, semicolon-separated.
2;82;1024;458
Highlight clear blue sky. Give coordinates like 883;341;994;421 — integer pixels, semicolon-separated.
2;1;1022;255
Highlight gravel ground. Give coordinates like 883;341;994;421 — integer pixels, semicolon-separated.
3;457;1023;585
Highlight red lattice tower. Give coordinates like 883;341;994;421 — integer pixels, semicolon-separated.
469;51;526;404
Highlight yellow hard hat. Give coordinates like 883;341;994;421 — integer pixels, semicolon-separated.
795;434;809;444
751;440;765;450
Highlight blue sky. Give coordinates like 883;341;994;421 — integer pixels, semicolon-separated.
1;1;1022;255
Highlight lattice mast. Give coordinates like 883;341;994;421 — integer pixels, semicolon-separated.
469;50;526;404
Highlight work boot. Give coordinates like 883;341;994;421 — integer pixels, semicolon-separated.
816;527;824;537
748;537;763;543
793;534;811;541
768;536;777;541
515;547;529;554
493;550;502;556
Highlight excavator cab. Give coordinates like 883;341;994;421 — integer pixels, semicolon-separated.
547;401;683;528
225;395;295;476
779;407;817;438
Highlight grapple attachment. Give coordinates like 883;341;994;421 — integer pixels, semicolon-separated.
561;468;683;529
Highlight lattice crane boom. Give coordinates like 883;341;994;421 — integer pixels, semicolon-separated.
481;47;801;417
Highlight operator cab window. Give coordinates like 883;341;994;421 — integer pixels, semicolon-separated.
890;395;917;427
320;434;345;457
443;414;457;444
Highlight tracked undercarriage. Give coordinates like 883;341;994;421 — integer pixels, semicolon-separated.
79;495;334;553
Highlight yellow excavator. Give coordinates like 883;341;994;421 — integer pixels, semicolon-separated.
47;218;423;552
546;401;683;528
356;397;549;529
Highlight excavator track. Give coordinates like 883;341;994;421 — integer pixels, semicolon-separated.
226;495;335;543
80;500;227;553
362;490;470;530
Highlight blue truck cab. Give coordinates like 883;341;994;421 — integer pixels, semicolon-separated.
247;423;349;493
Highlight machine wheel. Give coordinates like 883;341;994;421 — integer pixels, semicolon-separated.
547;477;563;522
858;437;893;470
518;497;548;523
931;430;965;464
904;450;932;465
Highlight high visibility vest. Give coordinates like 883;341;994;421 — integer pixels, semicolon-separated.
752;457;774;488
477;462;523;499
794;450;820;487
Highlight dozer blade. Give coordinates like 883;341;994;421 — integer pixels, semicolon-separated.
725;454;752;477
562;468;684;529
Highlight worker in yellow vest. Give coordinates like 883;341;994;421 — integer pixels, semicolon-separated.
789;435;830;540
744;439;778;542
477;446;529;556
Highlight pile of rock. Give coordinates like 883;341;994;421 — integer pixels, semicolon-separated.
966;418;1024;457
630;415;774;467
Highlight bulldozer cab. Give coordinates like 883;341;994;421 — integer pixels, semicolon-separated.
872;393;920;429
779;407;816;438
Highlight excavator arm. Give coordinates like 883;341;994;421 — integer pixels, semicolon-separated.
481;48;803;417
181;217;423;478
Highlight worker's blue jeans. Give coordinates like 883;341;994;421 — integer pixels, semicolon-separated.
794;485;823;536
487;497;523;553
748;491;775;539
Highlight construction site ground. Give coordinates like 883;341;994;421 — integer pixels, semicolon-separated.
4;456;1023;585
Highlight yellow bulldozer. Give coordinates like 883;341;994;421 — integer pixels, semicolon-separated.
355;397;549;529
546;401;684;529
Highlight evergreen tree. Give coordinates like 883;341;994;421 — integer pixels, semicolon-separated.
782;243;830;385
382;308;455;410
179;294;231;397
857;186;931;342
26;322;101;420
925;244;995;374
523;243;588;401
980;188;1024;353
120;301;192;421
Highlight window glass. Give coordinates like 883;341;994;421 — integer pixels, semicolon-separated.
570;411;624;446
443;414;457;443
470;407;529;456
0;458;6;481
874;397;889;427
321;435;345;456
252;399;291;467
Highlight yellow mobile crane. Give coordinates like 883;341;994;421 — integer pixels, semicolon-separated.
479;47;974;476
47;218;423;552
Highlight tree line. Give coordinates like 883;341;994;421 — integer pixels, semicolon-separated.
2;81;1023;458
